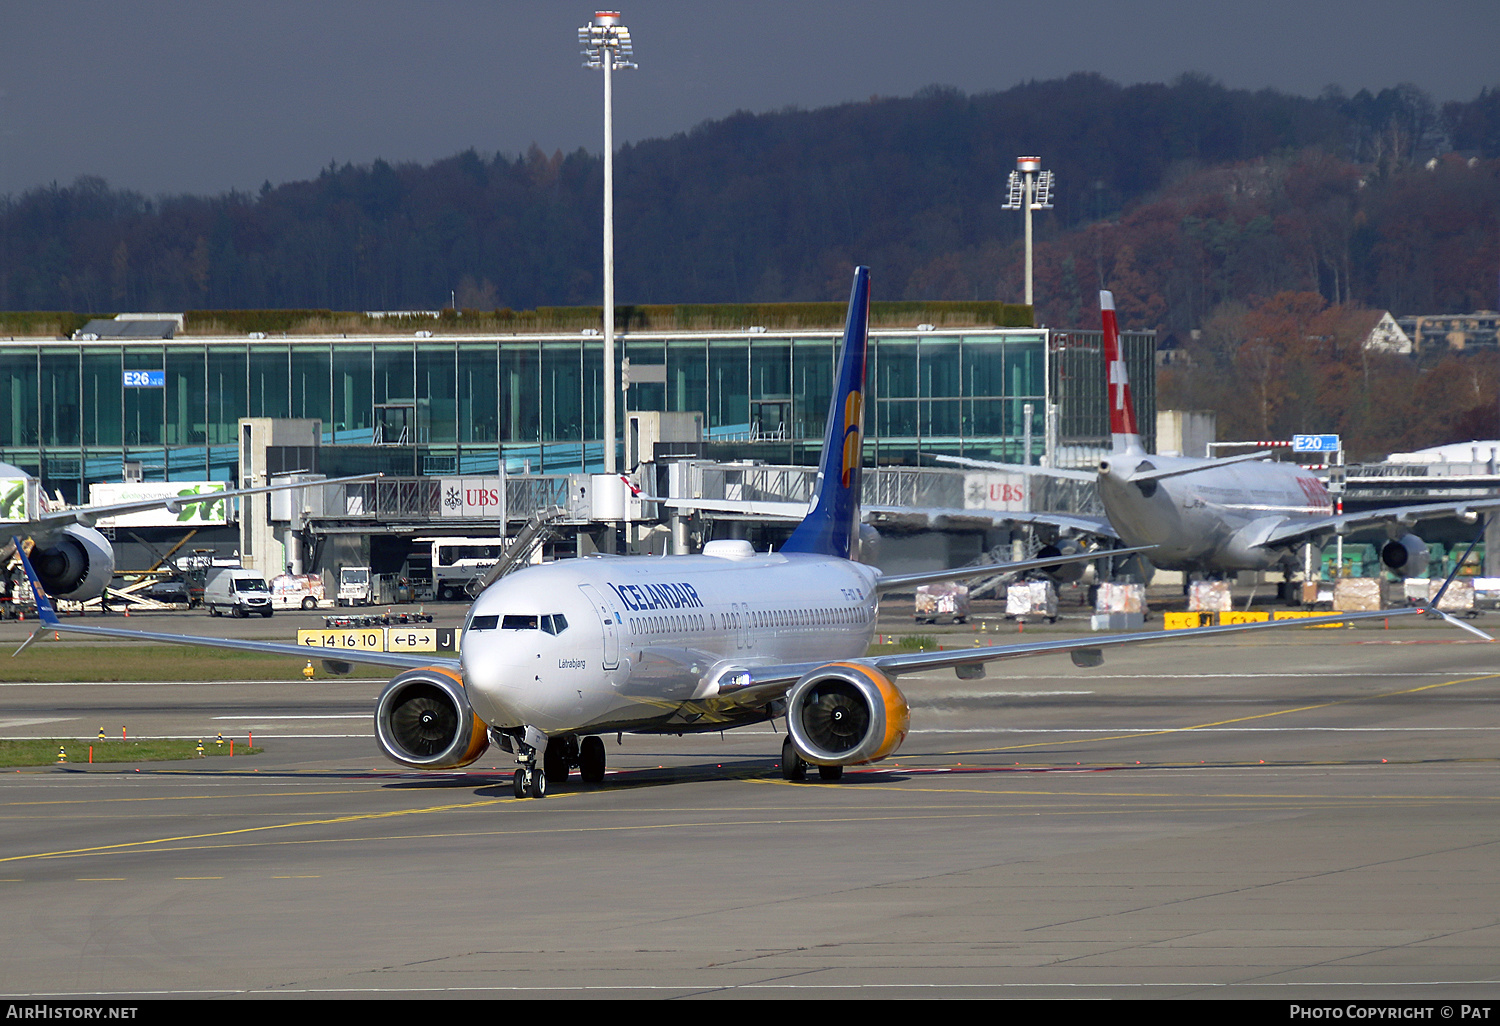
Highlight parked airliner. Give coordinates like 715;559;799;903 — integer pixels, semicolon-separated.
3;469;377;604
940;291;1500;588
15;269;1483;800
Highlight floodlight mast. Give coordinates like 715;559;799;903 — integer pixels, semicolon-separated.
1002;156;1054;310
579;11;636;476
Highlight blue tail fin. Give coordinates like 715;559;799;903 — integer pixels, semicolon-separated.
12;536;62;627
782;266;870;560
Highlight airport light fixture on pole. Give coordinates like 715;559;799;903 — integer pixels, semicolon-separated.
1002;156;1054;309
579;11;636;475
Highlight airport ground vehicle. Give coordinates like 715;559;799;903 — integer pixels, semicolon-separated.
203;569;273;618
271;573;331;610
338;567;372;605
144;579;191;606
425;537;505;600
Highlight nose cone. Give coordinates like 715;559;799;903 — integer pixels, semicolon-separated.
457;569;603;732
459;579;537;727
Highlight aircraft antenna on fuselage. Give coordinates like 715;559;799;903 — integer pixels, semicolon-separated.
782;266;871;561
1100;290;1144;456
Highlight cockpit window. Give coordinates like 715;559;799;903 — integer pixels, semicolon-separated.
471;613;565;633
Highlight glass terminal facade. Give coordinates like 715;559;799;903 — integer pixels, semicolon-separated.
0;327;1154;501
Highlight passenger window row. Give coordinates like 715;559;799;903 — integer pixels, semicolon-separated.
628;605;867;636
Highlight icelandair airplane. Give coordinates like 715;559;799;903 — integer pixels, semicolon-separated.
941;291;1500;588
2;468;377;604
14;269;1488;800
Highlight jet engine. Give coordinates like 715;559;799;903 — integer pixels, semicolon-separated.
1381;534;1431;577
374;667;490;769
785;662;910;766
1037;538;1091;584
29;525;114;602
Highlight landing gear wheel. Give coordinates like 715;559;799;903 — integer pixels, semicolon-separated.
543;737;575;784
817;764;844;782
579;736;606;783
528;768;548;798
513;769;528;799
781;736;807;782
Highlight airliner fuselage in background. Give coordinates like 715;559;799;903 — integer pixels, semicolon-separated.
944;291;1498;581
18;268;1484;802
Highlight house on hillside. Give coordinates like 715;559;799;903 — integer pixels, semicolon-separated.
1396;312;1500;352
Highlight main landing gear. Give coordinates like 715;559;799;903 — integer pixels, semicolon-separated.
542;734;607;785
781;735;843;782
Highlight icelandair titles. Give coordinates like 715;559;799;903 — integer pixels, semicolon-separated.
607;581;705;612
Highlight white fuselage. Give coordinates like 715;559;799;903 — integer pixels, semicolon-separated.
459;551;881;736
1098;453;1333;572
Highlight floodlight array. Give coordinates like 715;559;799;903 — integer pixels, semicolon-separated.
579;19;637;69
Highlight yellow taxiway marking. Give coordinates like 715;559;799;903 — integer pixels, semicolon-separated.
0;792;557;864
0;786;417;810
960;671;1500;754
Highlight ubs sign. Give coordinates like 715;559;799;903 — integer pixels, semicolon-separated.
439;476;507;520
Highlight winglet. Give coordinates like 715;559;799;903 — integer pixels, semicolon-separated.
1421;521;1493;641
11;536;62;628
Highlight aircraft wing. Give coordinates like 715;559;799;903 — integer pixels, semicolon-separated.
648;496;807;519
866;505;1116;539
647;494;1115;538
873;544;1149;591
1261;499;1500;547
931;454;1097;481
26;472;381;534
11;542;457;673
710;602;1489;709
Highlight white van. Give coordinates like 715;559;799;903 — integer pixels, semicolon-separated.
204;569;274;618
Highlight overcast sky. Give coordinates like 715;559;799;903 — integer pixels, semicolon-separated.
4;0;1497;197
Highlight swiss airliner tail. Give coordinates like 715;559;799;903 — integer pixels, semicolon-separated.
782;266;871;560
1100;290;1145;456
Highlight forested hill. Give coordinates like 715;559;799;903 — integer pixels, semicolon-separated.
2;74;1497;333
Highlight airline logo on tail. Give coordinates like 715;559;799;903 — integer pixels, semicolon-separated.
841;390;863;487
1100;290;1143;455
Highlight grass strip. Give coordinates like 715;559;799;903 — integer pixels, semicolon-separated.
0;738;261;767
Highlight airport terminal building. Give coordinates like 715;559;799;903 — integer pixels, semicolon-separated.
0;320;1156;504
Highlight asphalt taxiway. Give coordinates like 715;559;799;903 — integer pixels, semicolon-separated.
1;612;1499;999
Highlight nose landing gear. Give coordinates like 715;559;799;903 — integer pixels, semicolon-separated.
505;725;551;799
